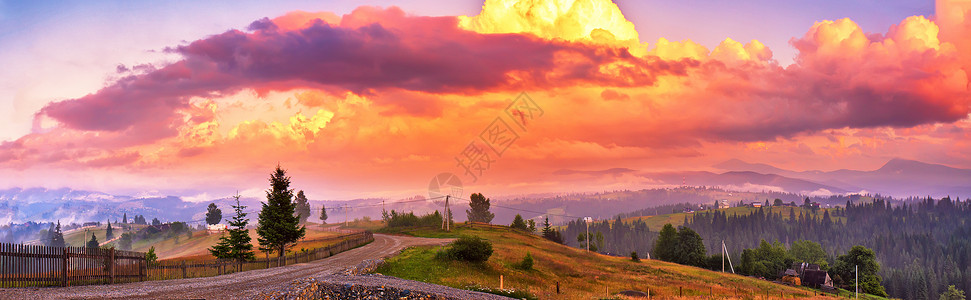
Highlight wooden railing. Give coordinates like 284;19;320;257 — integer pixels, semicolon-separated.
147;231;373;280
0;244;145;287
0;231;373;288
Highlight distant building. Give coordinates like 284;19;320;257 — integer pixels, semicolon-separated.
803;270;834;289
718;200;730;209
207;224;227;234
683;207;694;213
751;202;763;208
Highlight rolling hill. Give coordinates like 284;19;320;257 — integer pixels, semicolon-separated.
376;224;841;299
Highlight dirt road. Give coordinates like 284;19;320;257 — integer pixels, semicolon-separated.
0;234;452;300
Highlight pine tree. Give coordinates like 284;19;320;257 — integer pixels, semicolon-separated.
210;194;256;261
319;205;328;224
122;213;127;224
105;221;114;241
510;214;528;230
466;192;495;223
294;190;311;224
256;165;306;257
206;203;222;225
541;217;552;237
86;235;99;249
50;221;65;248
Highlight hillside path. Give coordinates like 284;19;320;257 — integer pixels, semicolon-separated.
0;234;452;300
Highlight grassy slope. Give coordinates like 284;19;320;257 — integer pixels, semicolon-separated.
376;224;839;300
63;224;145;247
66;224;343;260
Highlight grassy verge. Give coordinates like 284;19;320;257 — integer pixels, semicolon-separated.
374;223;834;299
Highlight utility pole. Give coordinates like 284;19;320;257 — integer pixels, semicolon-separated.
442;196;450;231
344;203;348;227
583;217;592;251
722;240;734;273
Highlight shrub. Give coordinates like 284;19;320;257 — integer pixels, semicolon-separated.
446;236;492;263
386;210;443;227
145;246;158;266
631;251;640;262
517;252;534;270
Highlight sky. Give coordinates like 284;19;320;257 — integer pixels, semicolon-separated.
0;0;969;200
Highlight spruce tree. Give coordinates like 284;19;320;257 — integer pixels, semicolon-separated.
86;235;99;249
106;221;114;241
122;213;127;224
541;217;552;237
294;190;311;224
510;214;528;230
50;221;65;248
210;194;255;261
466;193;495;223
256;165;306;257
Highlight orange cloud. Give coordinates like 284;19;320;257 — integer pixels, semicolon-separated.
1;0;970;198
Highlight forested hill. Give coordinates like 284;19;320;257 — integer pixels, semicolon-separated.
564;197;971;300
686;197;971;299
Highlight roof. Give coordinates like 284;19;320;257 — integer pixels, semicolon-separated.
803;270;833;287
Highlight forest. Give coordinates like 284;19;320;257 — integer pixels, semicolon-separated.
563;196;971;300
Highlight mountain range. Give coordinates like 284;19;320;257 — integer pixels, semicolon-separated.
712;158;971;198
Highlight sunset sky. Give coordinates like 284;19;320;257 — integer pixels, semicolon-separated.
1;0;969;201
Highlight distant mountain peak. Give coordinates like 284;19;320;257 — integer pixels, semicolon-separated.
876;158;967;175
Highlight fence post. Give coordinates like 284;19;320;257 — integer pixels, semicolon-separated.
109;248;116;284
181;260;187;279
61;248;68;287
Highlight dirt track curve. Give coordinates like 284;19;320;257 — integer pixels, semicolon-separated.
0;234;452;300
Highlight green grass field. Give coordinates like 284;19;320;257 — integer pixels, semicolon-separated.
376;224;839;300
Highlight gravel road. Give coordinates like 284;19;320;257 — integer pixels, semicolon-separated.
0;234;453;300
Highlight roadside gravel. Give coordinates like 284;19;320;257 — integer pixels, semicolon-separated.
0;234;452;300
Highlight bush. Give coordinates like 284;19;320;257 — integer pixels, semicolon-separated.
517;252;534;270
446;236;492;263
386;210;443;228
631;251;640;262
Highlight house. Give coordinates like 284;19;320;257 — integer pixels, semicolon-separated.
803;270;834;289
791;262;821;276
148;223;171;232
751;202;763;208
718;199;730;209
207;224;227;234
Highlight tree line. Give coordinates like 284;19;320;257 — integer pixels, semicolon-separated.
554;196;970;299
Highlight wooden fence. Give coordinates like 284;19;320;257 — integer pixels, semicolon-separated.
0;244;145;288
0;231;373;288
147;231;374;280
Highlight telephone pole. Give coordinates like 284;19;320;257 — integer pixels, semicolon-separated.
344;203;348;227
583;217;593;251
442;196;451;231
